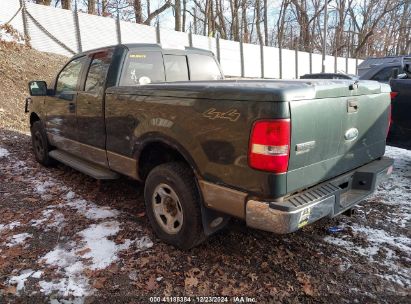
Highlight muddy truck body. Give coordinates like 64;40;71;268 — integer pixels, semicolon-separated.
26;44;394;249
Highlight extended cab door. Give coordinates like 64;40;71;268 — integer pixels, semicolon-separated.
75;49;114;166
46;56;87;150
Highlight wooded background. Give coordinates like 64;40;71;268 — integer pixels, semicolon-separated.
29;0;411;59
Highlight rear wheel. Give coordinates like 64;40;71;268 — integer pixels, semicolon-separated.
31;121;55;167
144;162;206;249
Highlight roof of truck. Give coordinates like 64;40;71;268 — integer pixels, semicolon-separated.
74;43;214;58
358;55;411;78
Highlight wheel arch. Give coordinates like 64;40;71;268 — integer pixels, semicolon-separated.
135;133;201;181
30;112;41;127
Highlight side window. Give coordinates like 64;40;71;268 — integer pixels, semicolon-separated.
119;51;165;86
55;56;86;95
164;55;189;82
84;51;113;93
188;54;223;81
371;66;401;82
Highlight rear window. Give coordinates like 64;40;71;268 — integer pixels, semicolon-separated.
371;66;401;82
120;51;165;85
188;54;223;81
164;55;189;82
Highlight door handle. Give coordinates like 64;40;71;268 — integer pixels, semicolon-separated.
347;99;358;113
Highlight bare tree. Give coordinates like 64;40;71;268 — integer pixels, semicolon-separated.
35;0;52;5
88;0;96;14
175;0;182;31
61;0;71;10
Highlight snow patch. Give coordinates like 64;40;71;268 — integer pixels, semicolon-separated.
30;208;65;230
66;191;75;200
38;220;148;296
8;269;43;293
0;147;9;158
35;180;55;195
40;247;91;297
0;221;21;233
78;221;133;270
67;198;119;220
135;235;154;251
6;233;32;247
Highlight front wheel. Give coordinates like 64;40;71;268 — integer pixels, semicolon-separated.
31;121;55;167
144;162;206;249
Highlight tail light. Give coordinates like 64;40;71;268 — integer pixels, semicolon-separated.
387;92;397;136
248;119;291;173
390;92;398;99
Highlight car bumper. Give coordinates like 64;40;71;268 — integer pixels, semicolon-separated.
246;157;394;234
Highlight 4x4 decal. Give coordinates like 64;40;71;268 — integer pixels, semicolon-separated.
202;108;240;122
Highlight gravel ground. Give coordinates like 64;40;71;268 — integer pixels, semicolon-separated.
0;127;410;303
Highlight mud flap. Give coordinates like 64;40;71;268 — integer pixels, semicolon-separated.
200;204;231;236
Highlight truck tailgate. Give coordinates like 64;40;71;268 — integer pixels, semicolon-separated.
287;82;391;194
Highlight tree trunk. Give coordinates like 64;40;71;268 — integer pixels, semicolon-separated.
216;0;227;39
263;0;268;45
175;0;182;31
241;0;248;42
182;0;187;32
88;0;96;14
230;0;240;41
255;0;263;45
203;0;210;36
36;0;52;5
101;0;108;16
193;7;198;34
134;0;143;23
61;0;71;10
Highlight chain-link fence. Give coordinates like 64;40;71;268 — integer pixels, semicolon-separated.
1;0;361;78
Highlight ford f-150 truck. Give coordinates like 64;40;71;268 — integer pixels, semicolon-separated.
26;44;393;249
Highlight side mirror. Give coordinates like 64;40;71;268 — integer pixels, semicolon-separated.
28;81;47;96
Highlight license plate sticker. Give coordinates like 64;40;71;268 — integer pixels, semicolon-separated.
298;207;312;228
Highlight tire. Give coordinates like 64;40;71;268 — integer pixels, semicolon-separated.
144;162;206;249
30;121;55;167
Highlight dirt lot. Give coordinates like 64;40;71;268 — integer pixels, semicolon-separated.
0;40;410;303
0;129;410;303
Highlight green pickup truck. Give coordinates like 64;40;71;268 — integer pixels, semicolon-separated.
26;44;393;249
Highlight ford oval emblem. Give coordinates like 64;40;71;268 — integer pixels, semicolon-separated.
344;128;359;141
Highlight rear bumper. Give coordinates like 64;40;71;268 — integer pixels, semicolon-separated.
246;157;394;234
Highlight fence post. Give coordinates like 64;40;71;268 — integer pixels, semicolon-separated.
116;13;122;44
345;50;349;74
334;52;337;73
295;44;298;79
216;33;221;63
260;42;264;78
240;39;245;77
309;51;312;74
188;31;193;47
73;2;82;52
279;46;282;79
156;23;161;44
19;0;29;46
